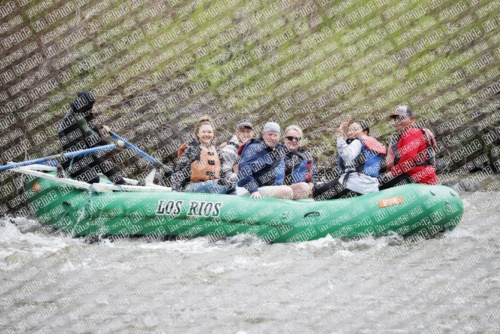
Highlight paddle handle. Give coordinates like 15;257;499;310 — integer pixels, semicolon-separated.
64;144;116;158
0;144;116;172
109;132;158;165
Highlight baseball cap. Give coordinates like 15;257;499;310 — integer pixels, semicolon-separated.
389;106;414;118
235;119;254;131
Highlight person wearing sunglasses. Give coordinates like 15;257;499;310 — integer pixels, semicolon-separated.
313;120;387;200
236;122;294;199
282;125;317;199
378;106;438;189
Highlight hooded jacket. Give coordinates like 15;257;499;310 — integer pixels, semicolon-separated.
58;92;108;152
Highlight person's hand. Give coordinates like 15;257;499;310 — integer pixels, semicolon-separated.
102;125;111;132
250;192;261;198
117;140;125;148
336;121;349;136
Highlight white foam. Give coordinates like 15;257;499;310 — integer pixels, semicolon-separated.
0;217;76;256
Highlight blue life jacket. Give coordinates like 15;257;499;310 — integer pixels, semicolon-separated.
338;137;384;177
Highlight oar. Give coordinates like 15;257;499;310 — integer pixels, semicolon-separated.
108;132;173;180
0;144;117;172
109;132;161;165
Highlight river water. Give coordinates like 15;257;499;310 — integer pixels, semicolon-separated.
1;178;500;333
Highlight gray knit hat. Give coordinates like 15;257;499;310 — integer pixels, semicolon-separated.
262;122;280;133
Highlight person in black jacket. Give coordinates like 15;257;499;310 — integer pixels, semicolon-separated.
282;125;317;199
58;91;126;184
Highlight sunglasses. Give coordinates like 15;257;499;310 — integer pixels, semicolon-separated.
285;136;301;142
392;115;408;122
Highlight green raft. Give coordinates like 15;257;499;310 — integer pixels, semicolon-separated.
20;167;463;243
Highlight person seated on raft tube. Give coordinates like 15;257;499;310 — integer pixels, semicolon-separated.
219;119;255;186
236;122;294;199
171;116;231;194
313;120;387;200
378;106;438;190
58;91;127;185
282;125;318;200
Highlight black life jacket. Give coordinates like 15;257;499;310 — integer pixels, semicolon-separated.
284;149;314;185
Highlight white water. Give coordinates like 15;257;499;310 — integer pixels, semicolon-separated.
1;190;500;333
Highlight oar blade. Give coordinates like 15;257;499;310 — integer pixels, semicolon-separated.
145;168;156;186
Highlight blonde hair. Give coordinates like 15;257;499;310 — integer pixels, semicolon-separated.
284;125;303;138
194;115;216;141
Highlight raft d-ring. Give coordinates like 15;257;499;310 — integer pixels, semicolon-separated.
304;211;321;218
88;185;96;194
430;190;436;196
450;191;456;197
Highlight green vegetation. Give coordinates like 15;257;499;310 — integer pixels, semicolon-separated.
1;0;499;212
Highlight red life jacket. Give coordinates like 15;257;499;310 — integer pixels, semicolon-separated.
386;126;436;170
